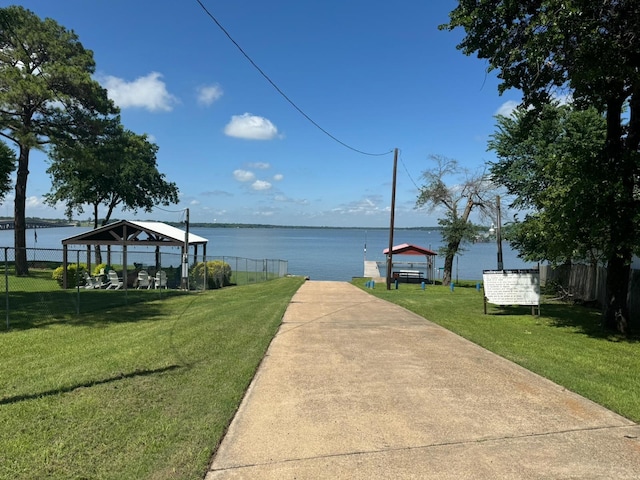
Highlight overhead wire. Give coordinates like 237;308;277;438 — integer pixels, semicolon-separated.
154;206;189;214
399;150;422;191
194;0;394;157
153;205;189;222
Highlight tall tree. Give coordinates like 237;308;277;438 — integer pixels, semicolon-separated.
489;103;609;266
0;5;116;275
46;123;180;262
442;0;640;333
416;155;496;285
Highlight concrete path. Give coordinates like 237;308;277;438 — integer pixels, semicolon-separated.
206;281;640;479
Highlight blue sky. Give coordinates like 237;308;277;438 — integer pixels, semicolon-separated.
8;0;520;227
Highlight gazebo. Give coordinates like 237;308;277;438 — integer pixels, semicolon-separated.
382;243;437;283
61;220;208;289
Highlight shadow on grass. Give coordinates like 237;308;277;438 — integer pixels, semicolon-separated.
492;302;639;343
2;289;187;331
0;364;182;405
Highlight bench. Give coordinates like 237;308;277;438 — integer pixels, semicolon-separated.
393;270;424;282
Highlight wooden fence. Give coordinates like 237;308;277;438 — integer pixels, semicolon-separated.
540;264;640;320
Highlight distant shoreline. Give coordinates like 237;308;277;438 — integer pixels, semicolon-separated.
181;223;442;231
4;217;442;231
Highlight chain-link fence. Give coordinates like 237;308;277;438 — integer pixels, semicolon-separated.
1;247;288;330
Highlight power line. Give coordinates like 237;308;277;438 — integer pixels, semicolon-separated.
399;150;421;190
194;0;393;157
154;206;189;214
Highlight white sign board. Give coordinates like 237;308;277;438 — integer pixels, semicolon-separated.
482;269;540;306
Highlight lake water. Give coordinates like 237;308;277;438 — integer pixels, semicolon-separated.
0;226;536;281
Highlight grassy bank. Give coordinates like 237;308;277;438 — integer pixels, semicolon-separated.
0;276;305;480
353;278;640;422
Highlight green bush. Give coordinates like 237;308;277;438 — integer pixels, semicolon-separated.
189;260;232;289
52;264;86;288
93;263;107;276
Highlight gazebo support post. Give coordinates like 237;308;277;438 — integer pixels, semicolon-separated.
63;245;68;289
123;244;127;290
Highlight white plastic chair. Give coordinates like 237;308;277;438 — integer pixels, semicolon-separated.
137;270;151;289
83;271;99;289
154;270;167;289
106;270;123;290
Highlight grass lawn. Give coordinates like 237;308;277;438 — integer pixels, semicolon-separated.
0;276;305;480
353;278;640;423
2;267;186;331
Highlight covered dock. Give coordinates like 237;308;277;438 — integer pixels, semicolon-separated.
382;243;437;283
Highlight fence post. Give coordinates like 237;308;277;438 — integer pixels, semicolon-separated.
5;247;9;330
76;250;80;315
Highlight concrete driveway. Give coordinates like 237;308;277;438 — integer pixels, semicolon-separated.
206;281;640;479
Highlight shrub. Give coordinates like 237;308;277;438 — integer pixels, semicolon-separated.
189;260;232;289
93;263;107;276
52;263;86;288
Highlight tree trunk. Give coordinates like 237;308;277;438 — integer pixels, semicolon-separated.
13;146;29;276
601;95;634;334
442;252;454;286
603;254;631;334
441;204;472;286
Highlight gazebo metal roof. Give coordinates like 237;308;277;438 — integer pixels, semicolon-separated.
62;220;208;247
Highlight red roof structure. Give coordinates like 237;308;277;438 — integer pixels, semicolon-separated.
383;243;437;256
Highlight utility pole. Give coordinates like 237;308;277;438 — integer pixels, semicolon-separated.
386;148;398;290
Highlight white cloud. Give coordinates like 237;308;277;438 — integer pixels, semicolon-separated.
252;180;272;191
273;174;284;181
101;72;178;112
332;196;385;216
197;84;223;106
202;190;233;197
26;196;44;208
190;199;200;205
254;210;275;217
274;194;308;205
248;162;270;169
233;169;255;182
495;100;519;117
224;113;279;140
